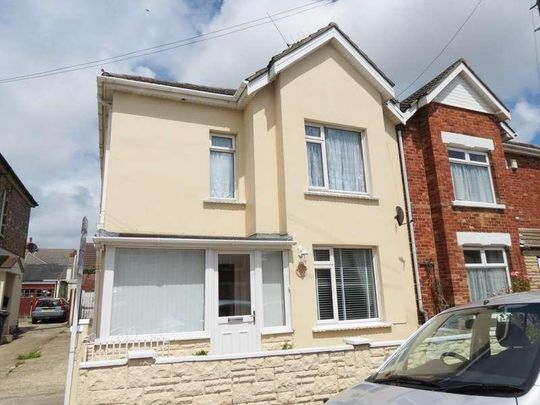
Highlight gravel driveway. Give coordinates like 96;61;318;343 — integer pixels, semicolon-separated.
0;321;69;405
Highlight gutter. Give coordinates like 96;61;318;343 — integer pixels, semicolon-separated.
397;128;429;323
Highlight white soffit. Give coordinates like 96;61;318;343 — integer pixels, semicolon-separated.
457;232;512;247
246;28;395;100
441;131;494;151
420;64;511;121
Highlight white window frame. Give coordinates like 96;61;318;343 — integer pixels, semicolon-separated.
464;247;511;296
99;246;212;342
209;133;237;200
448;147;498;206
305;123;370;195
0;189;7;237
313;247;381;326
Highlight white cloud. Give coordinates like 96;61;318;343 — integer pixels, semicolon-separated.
512;99;540;144
0;0;538;247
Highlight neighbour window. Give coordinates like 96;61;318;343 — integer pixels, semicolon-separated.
464;248;509;301
305;124;367;193
111;248;205;336
448;148;495;204
210;134;235;199
314;248;378;323
0;189;7;236
262;251;286;328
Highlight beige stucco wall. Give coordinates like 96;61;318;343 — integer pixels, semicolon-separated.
99;43;418;348
105;94;246;236
275;45;418;346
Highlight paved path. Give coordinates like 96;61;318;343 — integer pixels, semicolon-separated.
0;321;69;405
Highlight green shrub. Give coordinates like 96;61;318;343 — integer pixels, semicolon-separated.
193;349;208;356
511;271;531;293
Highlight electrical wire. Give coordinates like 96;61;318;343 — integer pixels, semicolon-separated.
397;0;483;98
0;0;333;84
531;0;540;94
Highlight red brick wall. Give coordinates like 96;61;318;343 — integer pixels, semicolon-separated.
505;152;540;229
0;175;33;257
401;103;524;317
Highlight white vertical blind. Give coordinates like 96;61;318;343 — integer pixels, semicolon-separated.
325;128;365;192
262;251;285;327
210;151;234;198
334;248;378;320
111;248;205;336
315;268;334;320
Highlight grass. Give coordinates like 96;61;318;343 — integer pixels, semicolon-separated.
17;349;41;360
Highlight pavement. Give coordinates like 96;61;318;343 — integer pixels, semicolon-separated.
0;321;69;405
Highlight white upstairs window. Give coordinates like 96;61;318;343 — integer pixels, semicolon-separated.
305;124;367;193
210;134;235;199
448;148;496;204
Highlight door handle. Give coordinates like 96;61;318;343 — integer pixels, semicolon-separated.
252;310;256;325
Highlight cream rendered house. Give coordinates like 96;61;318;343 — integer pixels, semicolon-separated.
93;24;418;355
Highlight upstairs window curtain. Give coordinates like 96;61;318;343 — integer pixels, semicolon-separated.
210;135;235;199
314;247;378;323
449;149;494;203
325;128;366;192
305;125;366;193
111;248;205;336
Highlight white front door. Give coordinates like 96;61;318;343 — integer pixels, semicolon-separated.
212;252;260;354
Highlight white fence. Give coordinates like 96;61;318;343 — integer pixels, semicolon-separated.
79;291;95;320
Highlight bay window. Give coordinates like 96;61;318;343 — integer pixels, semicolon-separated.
210;134;235;199
305;124;367;193
464;248;510;302
111;248;206;336
448;148;496;204
314;247;378;323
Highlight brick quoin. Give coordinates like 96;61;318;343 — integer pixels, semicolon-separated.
401;103;525;319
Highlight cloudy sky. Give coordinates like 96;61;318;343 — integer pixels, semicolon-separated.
1;0;539;248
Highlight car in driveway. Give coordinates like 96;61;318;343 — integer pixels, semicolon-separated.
327;291;540;404
31;298;69;324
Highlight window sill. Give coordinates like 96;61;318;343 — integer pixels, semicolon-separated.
312;321;392;333
305;190;379;201
452;200;506;210
262;327;294;336
203;198;246;206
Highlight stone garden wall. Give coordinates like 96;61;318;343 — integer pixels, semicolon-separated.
76;342;399;404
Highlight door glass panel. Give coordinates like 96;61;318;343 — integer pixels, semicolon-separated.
218;254;251;317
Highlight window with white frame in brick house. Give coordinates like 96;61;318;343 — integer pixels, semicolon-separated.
464;248;510;301
314;247;378;323
0;189;7;236
448;148;496;204
210;134;235;199
305;124;367;193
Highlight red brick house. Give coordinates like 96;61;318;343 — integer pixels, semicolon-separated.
0;152;38;341
397;59;539;318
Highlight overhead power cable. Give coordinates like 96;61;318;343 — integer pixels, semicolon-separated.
397;0;483;98
0;0;333;84
531;0;540;93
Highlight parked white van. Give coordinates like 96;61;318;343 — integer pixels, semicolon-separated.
327;292;540;404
